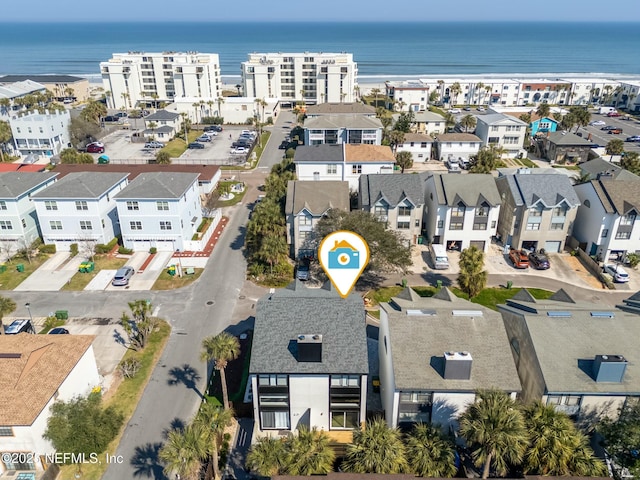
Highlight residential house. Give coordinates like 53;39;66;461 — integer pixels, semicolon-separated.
423;173;501;252
294;144;395;190
359;173;426;246
578;157;638;182
412;111;446;136
0;74;90;102
385;80;430;111
285;180;350;259
32;172;129;252
0;80;47;119
434;133;482;163
143;110;182;141
305;103;376;118
530;116;558;136
499;289;640;419
249;281;368;439
114;172;201;252
541;132;594;164
171;96;280;125
395;133;434;163
0;172;58;255
475;113;527;158
379;287;520;430
0;334;100;473
10;109;71;157
303;115;383;145
495;170;580;253
573;174;640;261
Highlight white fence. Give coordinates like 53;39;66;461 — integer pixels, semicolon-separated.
183;209;222;252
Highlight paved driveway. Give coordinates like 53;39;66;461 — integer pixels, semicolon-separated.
14;252;85;291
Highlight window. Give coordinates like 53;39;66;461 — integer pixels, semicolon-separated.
452;203;465;217
473;222;487;230
2;452;35;471
351;164;362;174
620;213;636;226
491;221;496;228
50;220;62;230
615;231;631;240
21;218;26;228
130;221;142;230
331;411;359;429
397;221;410;229
503;136;519;145
260;411;290;429
550;222;565;230
45;200;57;211
601;229;608;238
398;206;412;216
0;221;12;230
0;201;6;210
258;393;289;406
374;205;388;220
331;375;360;387
488;136;500;144
476;204;488;216
526;222;541;230
449;222;464;230
491;126;499;132
400;392;432;403
75;201;88;211
258;374;288;386
79;221;92;230
327;164;337;174
0;426;13;436
160;221;172;230
126;201;139;211
553;206;567;217
299;215;312;226
157;201;169;211
437;220;444;228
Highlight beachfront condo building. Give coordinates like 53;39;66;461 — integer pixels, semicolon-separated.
241;52;357;105
100;52;222;110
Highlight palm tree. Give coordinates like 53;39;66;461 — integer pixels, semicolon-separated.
256;233;288;275
200;332;240;410
147;121;158;141
120;92;130;113
603;84;613;105
437;80;445;103
155;151;171;165
395;151;413;173
458;389;528;479
370;88;381;107
606;139;625;161
246;436;287;476
621;151;640;176
388;130;406;153
444;113;456;132
0;295;17;334
192;102;201;124
234;84;242;96
484;85;492;106
206;100;215;117
342;417;408;474
285;427;335;475
457;246;488;298
159;423;211;480
449;82;462;106
475;82;485;105
406;423;458;477
460;114;477;133
194;403;234;480
255;97;268;123
0;98;11;116
0;121;13;163
571;172;592;185
535;102;550;119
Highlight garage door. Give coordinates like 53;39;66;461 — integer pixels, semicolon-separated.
131;240;151;252
544;241;561;253
470;240;486;251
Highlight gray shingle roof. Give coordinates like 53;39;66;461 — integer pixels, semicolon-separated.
250;281;369;375
435;133;482;143
285;180;350;216
31;172;128;199
294;144;344;163
590;178;640;214
145;110;180;121
477;113;527;126
143;125;174;134
432;173;501;207
306;103;376;115
304;115;382;129
114;172;199;199
579;158;639;182
359;173;426;208
546;131;593;146
0;172;58;199
497;173;580;208
382;288;521;392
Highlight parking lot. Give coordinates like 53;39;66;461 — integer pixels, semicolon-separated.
582;111;640;153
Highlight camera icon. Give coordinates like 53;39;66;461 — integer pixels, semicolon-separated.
328;243;360;269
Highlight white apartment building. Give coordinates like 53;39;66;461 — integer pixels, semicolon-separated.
385;80;430;111
10;109;70;158
475;113;527;158
241;52;357;105
100;52;222;110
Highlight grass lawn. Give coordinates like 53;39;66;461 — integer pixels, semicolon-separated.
160;131;201;158
519;158;538;168
214;181;247;207
58;321;171;480
152;268;203;290
0;254;51;290
61;256;127;291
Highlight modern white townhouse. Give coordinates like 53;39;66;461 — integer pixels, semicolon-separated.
100;52;222;109
395;133;434;163
0;172;58;254
171;96;280;125
241;52;357;105
475;113;527;158
32;172;129;252
379;287;520;430
10;109;70;158
423;173;501;253
0;334;100;474
303;114;383;145
434;133;482;162
114;172;201;252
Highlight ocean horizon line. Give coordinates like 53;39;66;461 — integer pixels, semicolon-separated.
2;20;640;24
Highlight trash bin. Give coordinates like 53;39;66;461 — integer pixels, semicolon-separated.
16;263;24;272
167;265;176;276
417;236;424;245
85;261;95;273
506;280;513;289
79;262;87;273
55;310;68;320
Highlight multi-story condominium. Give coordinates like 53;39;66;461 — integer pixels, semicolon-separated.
285;180;349;259
359;173;426;246
303;114;383;145
499;289;640;419
100;52;222;109
0;74;90;102
10;109;70;158
249;281;368;439
434;133;482;162
379;287;520;430
424;173;501;253
114;172;202;252
0;172;58;254
0;80;47;119
573;174;640;262
613;80;640;112
475;113;527;158
385;80;430;111
495;169;580;253
395;133;434;163
420;77;521;107
241;52;357;105
563;78;618;106
32;172;129;252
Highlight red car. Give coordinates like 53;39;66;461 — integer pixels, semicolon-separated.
86;143;105;153
509;249;530;269
607;112;621;117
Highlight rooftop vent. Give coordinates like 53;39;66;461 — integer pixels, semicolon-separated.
546;311;572;317
406;309;437;316
593;354;627;383
516;167;531;175
296;334;323;363
452;310;483;317
443;351;472;380
0;353;22;359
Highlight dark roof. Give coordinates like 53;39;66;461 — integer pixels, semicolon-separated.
285;180;350;216
0;172;58;199
590;178;640;215
497;172;580;208
432;173;502;207
546;131;593;146
143;125;174;134
249;281;368;375
31;172;128;199
306;103;376;115
435;133;482;142
51;164;220;182
145;110;180;121
294;144;344;163
0;74;85;84
579;157;639;182
114;172;199;199
359;173;426;208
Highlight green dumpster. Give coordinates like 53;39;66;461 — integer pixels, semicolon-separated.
78;262;87;273
167;265;176;276
55;310;68;320
16;263;24;272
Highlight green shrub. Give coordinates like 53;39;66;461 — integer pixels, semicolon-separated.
41;315;65;334
95;238;118;254
149;247;157;254
39;244;57;254
70;243;78;257
118;246;133;255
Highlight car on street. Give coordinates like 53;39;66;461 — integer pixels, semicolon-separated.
463;106;472;111
230;147;247;154
86;142;105;153
188;142;205;149
607;128;623;134
111;266;135;286
115;112;128;118
607;112;622;117
196;135;212;142
604;264;630;283
448;108;461;114
476;106;486;112
204;125;223;132
296;263;310;281
528;251;550;270
626;135;640;142
589;120;606;126
509;249;530;269
144;141;164;149
49;327;70;334
103;115;119;123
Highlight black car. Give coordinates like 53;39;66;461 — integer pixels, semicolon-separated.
279;140;289;149
204;125;223;132
232;141;252;148
49;327;70;334
528;251;550;270
601;126;622;132
103;115;119;123
188;142;205;149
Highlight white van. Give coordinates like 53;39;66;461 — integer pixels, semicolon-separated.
429;244;450;270
598;106;617;115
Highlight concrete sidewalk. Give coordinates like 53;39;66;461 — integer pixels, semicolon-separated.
14;252;85;291
127;251;173;291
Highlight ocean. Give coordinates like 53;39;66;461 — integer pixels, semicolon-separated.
1;21;639;82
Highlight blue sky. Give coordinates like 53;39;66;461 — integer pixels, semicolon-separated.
4;0;640;22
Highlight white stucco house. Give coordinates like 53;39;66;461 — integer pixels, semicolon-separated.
303;114;383;145
115;172;202;252
395;133;434;163
434;133;482;163
475;113;527;158
10;109;70;158
379;287;520;430
32;172;128;252
412;111;446;135
143;110;182;141
385;80;430;112
0;334;100;473
170;96;280;125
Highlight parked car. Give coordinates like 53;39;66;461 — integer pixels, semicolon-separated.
463;106;472;111
296;263;310;281
115;112;128;118
604;264;630;283
448;108;461;114
476;106;486;112
232;141;252;148
111;266;135;286
607;112;622;117
607;128;623;134
204;125;223;132
86;142;105;153
589;120;606;126
144;141;163;149
528;251;550;270
509;249;530;269
196;135;212;142
188;142;205;149
103;115;119;123
203;130;218;137
49;327;70;334
625;135;640;142
279;140;289;149
601;126;619;131
230;147;247;154
4;319;35;334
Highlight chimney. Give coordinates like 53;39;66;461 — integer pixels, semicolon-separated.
593;355;627;383
297;334;323;362
443;351;472;380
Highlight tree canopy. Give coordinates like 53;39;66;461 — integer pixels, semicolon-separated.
621;151;640;176
59;148;94;164
457;246;488;298
395;150;413;173
342;417;408;474
599;399;640;478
